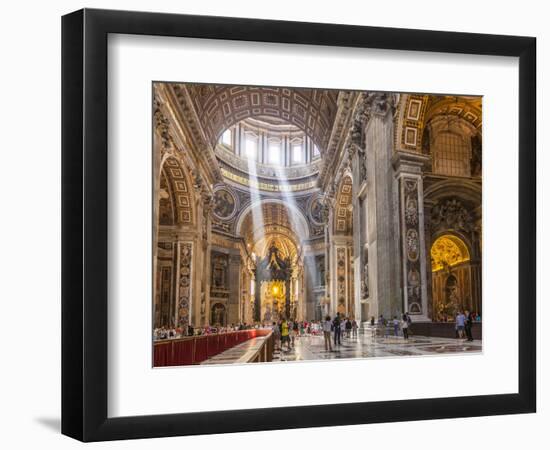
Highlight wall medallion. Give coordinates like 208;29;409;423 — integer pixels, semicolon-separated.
212;186;238;220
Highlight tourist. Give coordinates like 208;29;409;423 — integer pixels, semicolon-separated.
456;310;466;339
323;315;333;352
402;314;409;340
405;312;413;335
332;313;342;346
393;316;400;337
292;320;299;346
345;318;352;338
281;319;291;350
272;321;281;350
370;316;377;339
351;319;358;339
464;310;474;341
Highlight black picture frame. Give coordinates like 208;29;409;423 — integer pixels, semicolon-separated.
61;8;536;442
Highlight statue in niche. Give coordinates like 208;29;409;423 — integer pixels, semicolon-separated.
316;256;325;287
436;274;460;318
361;262;369;299
200;292;206;317
407;268;421;302
212;254;228;289
211;303;226;326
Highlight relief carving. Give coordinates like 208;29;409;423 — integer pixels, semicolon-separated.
430;198;474;234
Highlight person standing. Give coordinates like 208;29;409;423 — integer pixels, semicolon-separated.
272;321;281;350
464;310;474;341
333;313;342;346
456;311;466;339
281;319;290;350
323;315;333;352
405;312;413;336
392;316;400;337
351;319;358;339
292;320;299;346
345;318;352;338
378;314;386;338
401;314;409;340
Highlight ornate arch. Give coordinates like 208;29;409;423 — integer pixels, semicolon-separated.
424;179;482;206
160;155;195;226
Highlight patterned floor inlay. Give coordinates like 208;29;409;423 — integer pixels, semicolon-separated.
201;333;481;365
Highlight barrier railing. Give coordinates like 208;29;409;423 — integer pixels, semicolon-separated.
153;329;272;367
248;331;274;363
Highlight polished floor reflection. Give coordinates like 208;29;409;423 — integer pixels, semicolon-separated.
201;332;482;365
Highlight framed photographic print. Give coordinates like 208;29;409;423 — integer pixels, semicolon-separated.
62;8;536;442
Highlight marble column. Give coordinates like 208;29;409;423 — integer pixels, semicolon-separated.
363;93;402;319
393;151;430;321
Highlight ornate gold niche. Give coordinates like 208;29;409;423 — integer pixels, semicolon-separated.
431;234;472;319
261;281;286;322
431;234;470;272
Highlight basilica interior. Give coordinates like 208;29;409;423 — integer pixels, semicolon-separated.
153;83;482;333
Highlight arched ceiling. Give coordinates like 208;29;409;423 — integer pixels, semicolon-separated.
240;203;292;243
239;202;308;250
185;84;339;152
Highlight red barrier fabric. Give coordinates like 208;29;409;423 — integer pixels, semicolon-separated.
171;338;194;366
153;330;270;367
154;342;171;367
194;336;208;363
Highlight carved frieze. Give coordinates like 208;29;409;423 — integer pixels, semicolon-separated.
401;177;423;314
430;198;474;234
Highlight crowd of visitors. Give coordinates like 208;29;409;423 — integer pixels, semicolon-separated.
153;322;261;340
154;310;477;344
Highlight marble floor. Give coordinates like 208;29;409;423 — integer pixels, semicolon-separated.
202;331;482;365
272;333;481;362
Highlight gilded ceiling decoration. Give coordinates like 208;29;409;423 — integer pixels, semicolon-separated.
430;234;470;272
335;176;353;233
395;94;482;153
162;156;194;225
184;84;338;153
